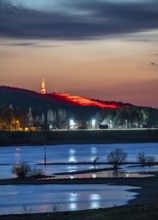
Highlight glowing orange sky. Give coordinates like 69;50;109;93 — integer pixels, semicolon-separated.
0;34;158;108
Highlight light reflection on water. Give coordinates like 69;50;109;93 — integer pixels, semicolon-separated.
53;170;153;180
0;143;158;179
69;155;76;163
90;194;101;209
1;143;158;163
15;153;21;158
0;184;139;215
92;146;97;154
0;164;157;180
40;205;48;213
70;148;75;155
69;192;78;210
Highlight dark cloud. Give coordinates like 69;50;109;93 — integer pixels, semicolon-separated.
2;42;60;48
6;42;38;47
0;0;158;40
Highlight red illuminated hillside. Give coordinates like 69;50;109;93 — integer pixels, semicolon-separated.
51;93;126;109
0;86;132;111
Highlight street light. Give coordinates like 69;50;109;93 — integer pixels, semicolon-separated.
15;120;20;131
69;119;75;129
109;120;112;129
125;120;128;129
91;119;96;129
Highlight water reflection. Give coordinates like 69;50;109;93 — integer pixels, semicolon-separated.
15;153;21;158
40;205;48;213
69;193;78;211
14;148;21;160
69;148;77;163
69;202;77;211
0;143;158;164
67;164;77;172
92;173;97;178
70;175;75;179
70;148;76;155
91;146;97;155
69;156;77;163
0;143;158;179
0;184;139;215
90;194;101;209
53;170;153;180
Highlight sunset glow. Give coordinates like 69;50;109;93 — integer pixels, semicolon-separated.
0;0;158;107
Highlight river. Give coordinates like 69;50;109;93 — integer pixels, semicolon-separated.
0;143;158;179
0;143;157;215
0;184;139;215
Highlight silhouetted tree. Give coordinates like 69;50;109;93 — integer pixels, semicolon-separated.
12;161;31;179
107;148;127;170
137;152;156;166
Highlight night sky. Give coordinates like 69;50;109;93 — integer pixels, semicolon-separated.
0;0;158;107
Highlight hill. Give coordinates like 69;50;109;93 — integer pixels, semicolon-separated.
0;86;130;110
0;86;157;130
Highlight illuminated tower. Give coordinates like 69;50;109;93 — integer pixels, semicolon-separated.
41;78;46;94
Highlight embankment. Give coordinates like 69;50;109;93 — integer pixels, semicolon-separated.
0;129;158;146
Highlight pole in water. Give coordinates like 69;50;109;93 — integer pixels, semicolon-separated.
44;145;46;165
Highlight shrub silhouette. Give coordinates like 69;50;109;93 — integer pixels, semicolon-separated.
137;152;156;166
107;148;127;170
12;161;31;179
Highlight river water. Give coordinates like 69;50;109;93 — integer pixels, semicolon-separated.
0;143;158;178
0;184;139;215
0;143;157;215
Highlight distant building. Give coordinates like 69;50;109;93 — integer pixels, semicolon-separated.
41;78;46;94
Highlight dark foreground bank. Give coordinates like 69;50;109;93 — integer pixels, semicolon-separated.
0;173;158;220
0;129;158;146
0;204;158;220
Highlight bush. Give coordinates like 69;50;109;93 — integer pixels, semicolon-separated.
31;167;44;179
137;152;147;166
146;156;156;166
12;161;31;179
137;152;156;166
107;148;127;170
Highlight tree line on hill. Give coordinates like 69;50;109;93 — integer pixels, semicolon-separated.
0;86;158;130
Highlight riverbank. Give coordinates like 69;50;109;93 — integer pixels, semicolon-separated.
0;129;158;146
1;204;158;220
0;173;158;219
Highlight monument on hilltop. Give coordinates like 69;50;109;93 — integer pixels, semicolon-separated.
41;78;46;94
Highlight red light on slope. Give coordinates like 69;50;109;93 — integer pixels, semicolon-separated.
52;93;120;109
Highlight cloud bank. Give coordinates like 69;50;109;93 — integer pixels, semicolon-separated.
0;0;158;40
